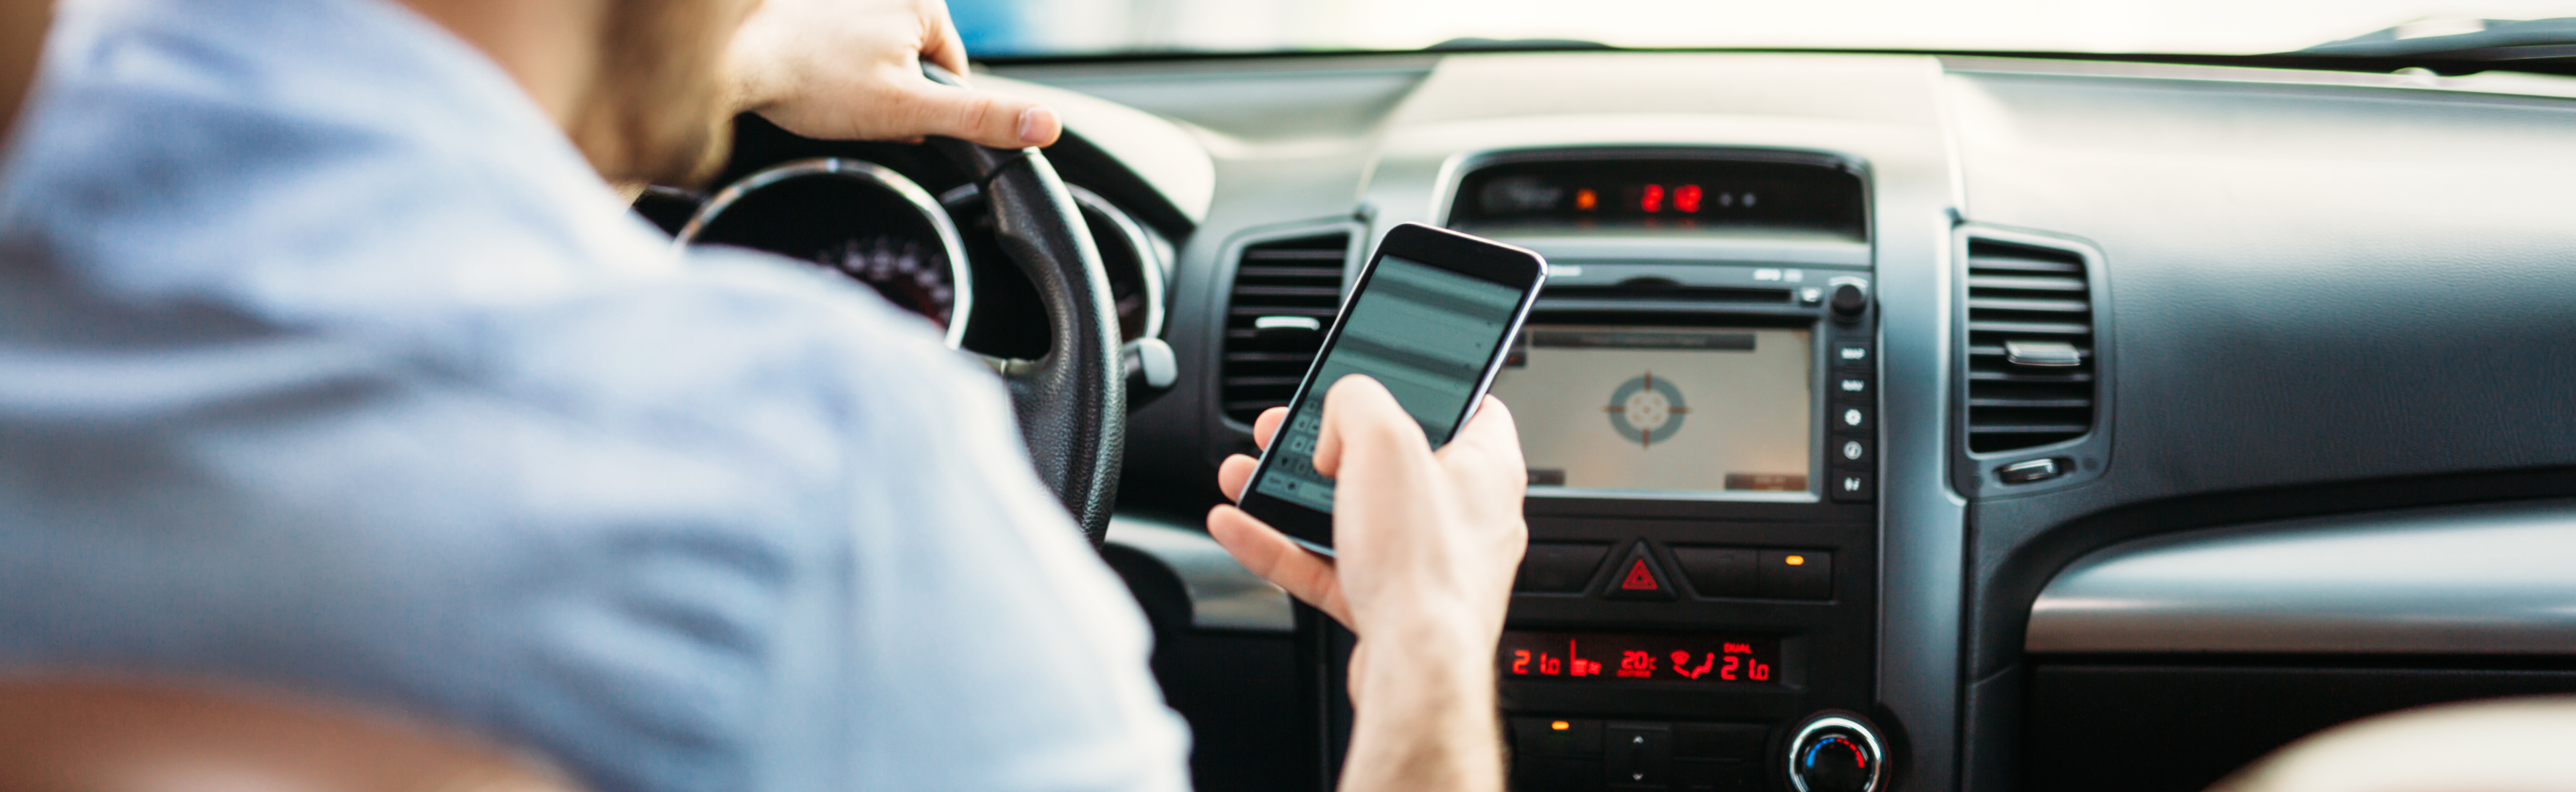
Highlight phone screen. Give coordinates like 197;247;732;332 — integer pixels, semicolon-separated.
1251;253;1531;514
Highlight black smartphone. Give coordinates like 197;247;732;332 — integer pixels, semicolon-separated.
1237;223;1548;553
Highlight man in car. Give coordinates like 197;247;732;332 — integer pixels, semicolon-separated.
0;0;1524;790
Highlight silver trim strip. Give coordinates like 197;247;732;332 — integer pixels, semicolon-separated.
2029;498;2576;655
1070;184;1167;341
678;158;975;349
941;183;1169;341
1106;514;1294;633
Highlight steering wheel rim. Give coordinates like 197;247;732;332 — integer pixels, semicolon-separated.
921;66;1124;547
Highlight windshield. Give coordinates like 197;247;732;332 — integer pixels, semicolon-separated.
951;0;2576;58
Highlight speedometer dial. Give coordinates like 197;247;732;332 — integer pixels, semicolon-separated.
822;234;956;329
676;158;974;348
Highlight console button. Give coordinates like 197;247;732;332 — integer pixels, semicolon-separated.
1833;405;1872;433
1514;717;1606;756
1835;437;1873;466
1828;282;1869;319
1760;550;1834;600
1671;546;1756;598
1516;542;1612;593
1833;341;1873;370
1603;544;1676;601
1832;376;1872;403
1674;723;1768;759
1829;471;1874;503
1604;723;1673;787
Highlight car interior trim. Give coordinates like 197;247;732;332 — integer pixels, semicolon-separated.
977;72;1219;225
943;181;1169;341
1938;54;2576;100
2027;498;2576;655
1105;513;1296;633
1349;52;1969;792
1069;183;1169;340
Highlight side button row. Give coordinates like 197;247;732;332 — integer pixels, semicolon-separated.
1829;343;1875;504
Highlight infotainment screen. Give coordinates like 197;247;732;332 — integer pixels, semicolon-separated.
1487;326;1812;496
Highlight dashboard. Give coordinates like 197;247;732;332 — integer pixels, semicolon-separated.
653;51;2576;792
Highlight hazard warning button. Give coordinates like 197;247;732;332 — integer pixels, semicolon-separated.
1603;543;1675;601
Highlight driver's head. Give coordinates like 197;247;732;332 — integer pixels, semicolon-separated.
397;0;760;186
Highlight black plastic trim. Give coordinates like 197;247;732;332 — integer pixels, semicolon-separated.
1952;225;2114;500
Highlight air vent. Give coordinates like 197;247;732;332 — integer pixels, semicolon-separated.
1221;232;1350;424
1964;239;2096;453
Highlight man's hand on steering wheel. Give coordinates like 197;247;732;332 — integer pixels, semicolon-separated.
727;0;1062;147
715;0;1116;539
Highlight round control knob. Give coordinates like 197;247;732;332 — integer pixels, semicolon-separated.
1786;714;1884;792
1828;282;1869;319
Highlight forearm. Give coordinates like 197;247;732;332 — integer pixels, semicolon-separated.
1338;620;1508;792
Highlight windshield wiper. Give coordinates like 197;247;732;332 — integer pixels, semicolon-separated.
2300;17;2576;62
1427;37;1613;53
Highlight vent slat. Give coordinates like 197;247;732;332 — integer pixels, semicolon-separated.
1967;320;2091;335
1228;306;1339;318
1222;233;1350;424
1234;268;1340;278
1964;239;2097;454
1967;396;2094;408
1242;250;1347;262
1967;422;2093;434
1966;275;2086;291
1968;345;2091;358
1967;371;2095;383
1966;255;2083;273
1967;297;2090;313
1230;285;1343;298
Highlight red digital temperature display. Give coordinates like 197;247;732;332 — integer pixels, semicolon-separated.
1498;631;1783;685
1447;156;1867;242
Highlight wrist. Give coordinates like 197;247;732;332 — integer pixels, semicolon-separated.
1363;598;1506;663
720;24;791;117
1342;637;1506;792
722;62;779;116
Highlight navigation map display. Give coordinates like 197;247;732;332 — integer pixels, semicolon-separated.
1489;326;1813;496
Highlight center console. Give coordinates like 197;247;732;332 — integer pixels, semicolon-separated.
1446;149;1889;792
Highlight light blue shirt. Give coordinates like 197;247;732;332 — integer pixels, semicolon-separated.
0;1;1190;791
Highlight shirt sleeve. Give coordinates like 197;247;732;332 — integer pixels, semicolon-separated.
671;252;1195;792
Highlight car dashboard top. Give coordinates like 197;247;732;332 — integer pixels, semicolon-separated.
655;51;2576;792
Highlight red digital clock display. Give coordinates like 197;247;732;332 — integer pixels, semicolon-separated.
1498;631;1784;685
1447;156;1867;242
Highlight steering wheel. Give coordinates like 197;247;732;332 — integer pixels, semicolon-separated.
920;65;1124;547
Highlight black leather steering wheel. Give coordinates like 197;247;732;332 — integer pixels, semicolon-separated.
921;66;1124;547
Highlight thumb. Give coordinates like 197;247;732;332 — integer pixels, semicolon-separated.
882;79;1061;148
1310;375;1416;480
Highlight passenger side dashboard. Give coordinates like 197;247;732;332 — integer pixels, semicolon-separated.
974;51;2576;792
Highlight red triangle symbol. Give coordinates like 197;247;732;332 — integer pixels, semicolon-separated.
1620;559;1660;591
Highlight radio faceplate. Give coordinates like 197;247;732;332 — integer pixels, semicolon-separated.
1494;255;1881;792
1503;259;1876;510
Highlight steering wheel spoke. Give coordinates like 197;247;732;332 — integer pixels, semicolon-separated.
923;65;1126;547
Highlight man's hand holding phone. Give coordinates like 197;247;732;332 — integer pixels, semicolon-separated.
1209;376;1528;792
